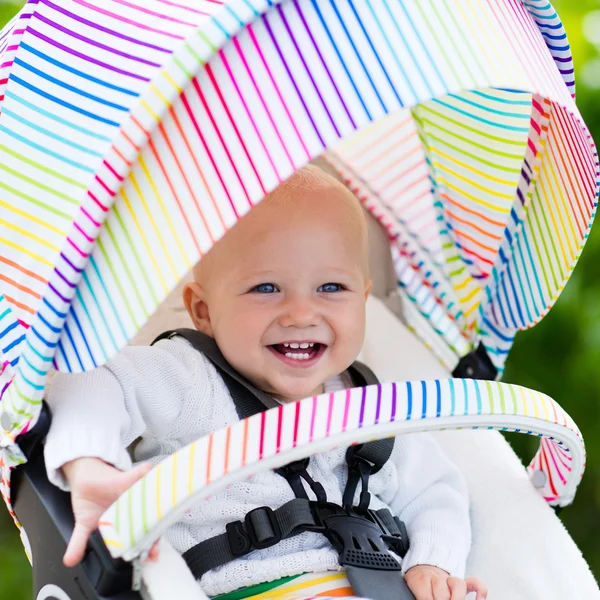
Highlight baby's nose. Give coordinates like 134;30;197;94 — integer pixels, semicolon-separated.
279;300;321;328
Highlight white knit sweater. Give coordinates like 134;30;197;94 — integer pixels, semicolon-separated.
44;337;471;596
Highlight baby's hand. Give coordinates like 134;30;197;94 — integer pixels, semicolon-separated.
404;565;487;600
62;457;153;567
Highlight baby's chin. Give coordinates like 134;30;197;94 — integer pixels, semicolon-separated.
266;379;326;403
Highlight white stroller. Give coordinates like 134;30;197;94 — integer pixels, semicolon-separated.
0;1;598;599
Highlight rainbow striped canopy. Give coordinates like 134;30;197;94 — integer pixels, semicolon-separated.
0;0;597;513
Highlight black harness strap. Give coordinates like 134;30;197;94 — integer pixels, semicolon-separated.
153;329;278;417
182;498;409;581
183;498;315;580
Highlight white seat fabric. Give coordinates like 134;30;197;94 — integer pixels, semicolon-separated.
361;295;600;600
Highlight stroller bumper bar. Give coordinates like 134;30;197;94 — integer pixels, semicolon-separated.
97;379;585;563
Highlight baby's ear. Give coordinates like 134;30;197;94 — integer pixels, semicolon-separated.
183;282;214;337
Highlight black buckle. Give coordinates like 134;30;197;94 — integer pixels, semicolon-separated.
323;513;402;571
307;501;347;532
343;451;374;512
225;521;252;556
244;506;282;550
278;459;327;503
452;343;498;380
380;516;410;558
226;521;252;557
307;502;404;571
280;458;310;473
226;506;282;556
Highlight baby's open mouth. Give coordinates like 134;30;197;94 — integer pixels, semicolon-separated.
268;342;326;362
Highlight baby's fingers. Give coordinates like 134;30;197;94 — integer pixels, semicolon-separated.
404;574;433;600
447;577;467;599
116;461;153;493
465;577;487;600
431;576;451;600
148;540;160;562
64;521;95;567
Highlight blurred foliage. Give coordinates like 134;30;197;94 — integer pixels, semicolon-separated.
0;0;599;599
0;1;19;26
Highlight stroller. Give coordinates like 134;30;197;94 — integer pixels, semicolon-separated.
0;0;598;598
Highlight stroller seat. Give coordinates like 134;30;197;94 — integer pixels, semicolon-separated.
126;208;599;599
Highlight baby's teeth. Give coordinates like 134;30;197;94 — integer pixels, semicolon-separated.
283;342;315;350
284;352;311;360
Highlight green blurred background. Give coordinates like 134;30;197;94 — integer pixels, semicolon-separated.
0;1;599;598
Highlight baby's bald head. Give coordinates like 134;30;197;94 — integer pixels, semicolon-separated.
195;164;369;285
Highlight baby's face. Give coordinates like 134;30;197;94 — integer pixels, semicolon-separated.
186;175;371;402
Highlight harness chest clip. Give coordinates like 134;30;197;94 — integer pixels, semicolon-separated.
307;501;405;571
321;511;403;571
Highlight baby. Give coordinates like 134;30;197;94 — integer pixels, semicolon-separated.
45;166;486;600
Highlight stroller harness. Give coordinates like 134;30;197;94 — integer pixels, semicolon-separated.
154;329;414;600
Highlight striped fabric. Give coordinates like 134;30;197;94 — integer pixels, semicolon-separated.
523;0;575;96
0;0;596;526
212;572;354;599
97;378;585;562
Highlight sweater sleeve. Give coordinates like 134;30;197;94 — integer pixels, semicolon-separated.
44;338;205;491
384;433;471;577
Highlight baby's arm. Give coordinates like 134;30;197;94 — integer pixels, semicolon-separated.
44;338;205;565
384;433;486;599
45;339;200;487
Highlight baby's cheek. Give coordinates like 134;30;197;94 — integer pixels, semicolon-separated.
345;310;367;350
333;331;364;374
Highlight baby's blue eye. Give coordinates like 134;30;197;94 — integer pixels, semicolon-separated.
318;283;344;293
252;283;278;293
